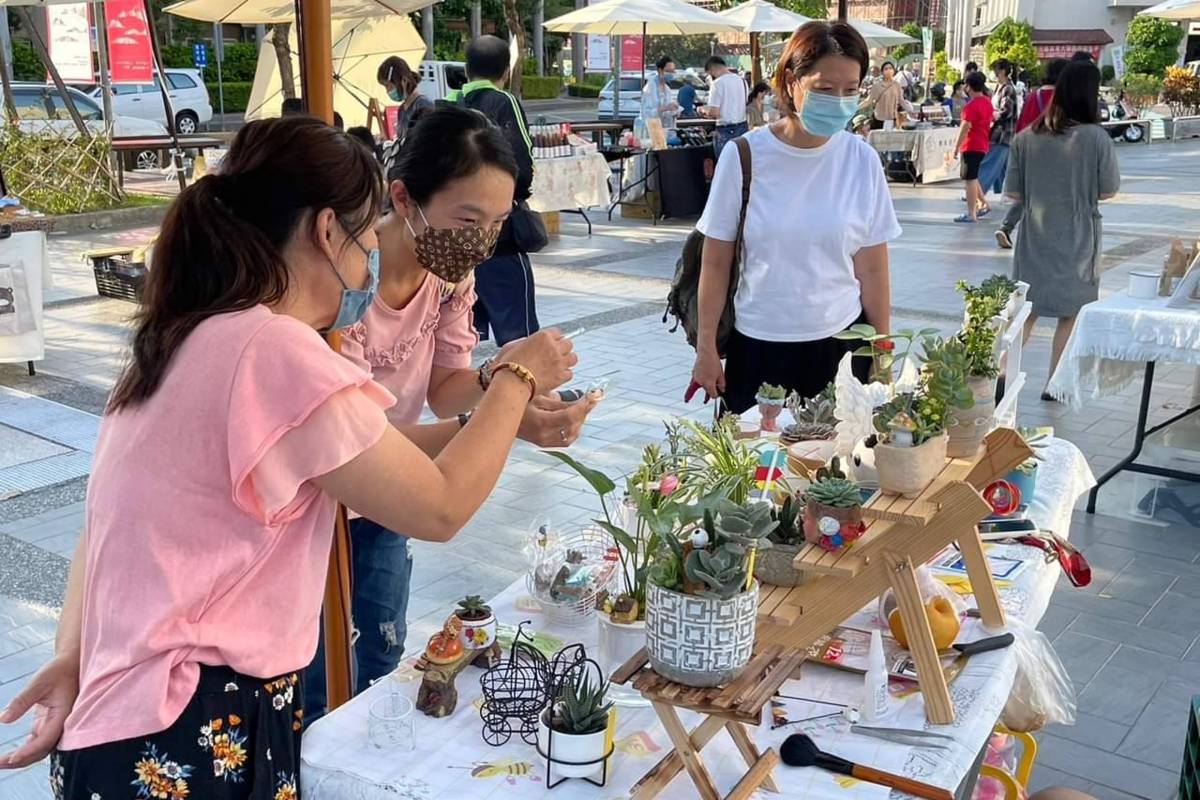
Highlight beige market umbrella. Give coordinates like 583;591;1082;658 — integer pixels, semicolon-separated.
1138;0;1200;19
718;0;811;85
847;17;917;48
243;14;424;126
163;0;432;24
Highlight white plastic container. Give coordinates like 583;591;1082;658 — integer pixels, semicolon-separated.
1128;270;1162;300
861;629;891;722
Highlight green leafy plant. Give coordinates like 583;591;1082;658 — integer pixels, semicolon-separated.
834;323;940;383
1163;65;1200;116
804;457;860;509
861;335;975;446
769;495;803;546
658;500;776;600
985;18;1040;76
933;51;960;85
456;595;491;620
1125;16;1185;77
1122;73;1164;113
671;417;763;505
551;672;613;735
756;382;786;402
0;125;123;214
956;279;1007;379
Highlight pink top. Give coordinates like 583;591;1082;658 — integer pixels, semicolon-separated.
341;275;478;425
61;306;395;750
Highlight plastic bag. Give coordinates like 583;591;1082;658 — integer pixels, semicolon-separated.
1001;618;1076;732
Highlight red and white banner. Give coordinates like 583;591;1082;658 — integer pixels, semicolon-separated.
105;0;154;83
620;35;643;73
46;4;93;83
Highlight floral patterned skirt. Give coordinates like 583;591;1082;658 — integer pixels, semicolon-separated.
52;665;304;800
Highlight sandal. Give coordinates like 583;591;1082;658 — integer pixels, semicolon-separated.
954;214;977;223
978;206;991;218
1040;391;1059;403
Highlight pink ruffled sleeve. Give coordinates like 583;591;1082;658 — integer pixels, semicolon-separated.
227;316;396;526
432;281;480;370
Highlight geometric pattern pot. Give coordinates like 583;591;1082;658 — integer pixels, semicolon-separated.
645;581;758;687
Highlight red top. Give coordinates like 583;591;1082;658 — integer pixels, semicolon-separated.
1017;86;1054;133
961;96;993;154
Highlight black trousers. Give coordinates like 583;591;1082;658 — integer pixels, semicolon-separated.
721;316;871;415
472;249;540;346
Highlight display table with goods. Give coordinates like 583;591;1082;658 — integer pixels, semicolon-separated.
0;229;52;375
868;128;962;185
302;280;1096;800
1046;254;1200;512
529;151;613;237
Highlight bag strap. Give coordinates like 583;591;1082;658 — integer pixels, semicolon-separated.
732;136;752;265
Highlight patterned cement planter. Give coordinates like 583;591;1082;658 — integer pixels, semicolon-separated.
754;543;808;587
645;581;758;688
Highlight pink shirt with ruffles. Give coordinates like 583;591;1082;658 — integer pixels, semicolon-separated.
60;306;395;750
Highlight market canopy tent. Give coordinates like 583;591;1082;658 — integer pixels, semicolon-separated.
162;0;431;23
717;0;810;85
243;15;424;125
1138;0;1200;19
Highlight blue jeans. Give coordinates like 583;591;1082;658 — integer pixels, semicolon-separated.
713;122;749;160
303;517;413;726
978;143;1010;196
473;250;540;346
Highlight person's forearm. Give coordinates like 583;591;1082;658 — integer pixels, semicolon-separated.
393;419;462;458
426;367;485;418
56;532;86;660
696;238;735;355
955;124;969;151
854;244;891;335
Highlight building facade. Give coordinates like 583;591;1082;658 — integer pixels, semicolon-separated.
842;0;947;28
968;0;1158;67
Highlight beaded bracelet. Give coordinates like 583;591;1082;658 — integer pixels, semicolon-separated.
490;362;537;401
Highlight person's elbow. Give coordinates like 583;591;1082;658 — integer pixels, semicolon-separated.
426;392;457;419
404;503;470;543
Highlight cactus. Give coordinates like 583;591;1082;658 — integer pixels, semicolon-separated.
456;595;491;620
552;672;613;735
677;501;776;600
769;494;803;545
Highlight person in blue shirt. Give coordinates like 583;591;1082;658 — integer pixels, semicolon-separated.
677;77;698;118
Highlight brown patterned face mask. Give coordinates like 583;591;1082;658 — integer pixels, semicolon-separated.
406;205;501;283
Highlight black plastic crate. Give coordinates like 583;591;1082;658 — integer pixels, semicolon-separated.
90;255;147;302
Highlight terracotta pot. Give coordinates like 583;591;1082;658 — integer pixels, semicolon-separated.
645;582;757;688
947;377;996;459
753;543;808;587
757;399;784;432
874;433;948;497
802;501;865;552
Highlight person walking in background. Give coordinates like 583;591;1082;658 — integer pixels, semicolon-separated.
950;79;967;123
963;60;979;76
996;58;1067;249
449;35;541;346
642;55;681;133
1006;60;1119;399
677;73;699;118
746;81;772;129
977;58;1017;200
865;61;905;129
954;70;993;223
690;21;899;412
702;55;749;158
378;56;433;144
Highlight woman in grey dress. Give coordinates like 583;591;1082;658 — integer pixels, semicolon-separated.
1005;61;1120;399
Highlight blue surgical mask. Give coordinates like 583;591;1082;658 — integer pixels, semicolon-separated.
324;230;379;331
387;86;404;102
663;71;676;82
798;91;859;138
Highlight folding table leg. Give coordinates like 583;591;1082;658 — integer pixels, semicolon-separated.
725;721;780;793
630;714;726;800
633;704;721;800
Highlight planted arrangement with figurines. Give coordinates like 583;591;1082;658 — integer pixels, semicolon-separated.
802;457;866;552
754;494;809;587
755;382;787;432
781;382;839;445
645;500;775;686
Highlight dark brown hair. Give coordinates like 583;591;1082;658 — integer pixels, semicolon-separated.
377;55;419;95
1034;60;1101;135
773;21;870;114
108;116;382;412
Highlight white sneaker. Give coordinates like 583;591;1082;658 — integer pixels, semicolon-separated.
995;229;1013;249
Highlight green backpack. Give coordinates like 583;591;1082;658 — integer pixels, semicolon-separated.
663;136;752;357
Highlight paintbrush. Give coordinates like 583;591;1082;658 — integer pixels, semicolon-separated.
781;733;955;800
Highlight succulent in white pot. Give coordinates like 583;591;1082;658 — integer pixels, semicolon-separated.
537;669;614;780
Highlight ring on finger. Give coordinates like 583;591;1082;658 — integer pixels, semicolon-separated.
559;428;568;442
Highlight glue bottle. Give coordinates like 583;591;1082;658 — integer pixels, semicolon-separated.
862;629;891;722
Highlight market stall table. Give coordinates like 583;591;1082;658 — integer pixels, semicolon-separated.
529;153;614;236
0;230;52;376
868;128;961;185
1046;292;1200;512
300;438;1094;800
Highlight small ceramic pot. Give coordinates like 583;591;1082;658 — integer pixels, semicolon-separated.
645;582;757;688
756;397;785;432
455;610;496;651
802;501;865;552
874;433;949;497
537;710;610;780
947;376;996;459
1005;461;1038;511
753;542;808;587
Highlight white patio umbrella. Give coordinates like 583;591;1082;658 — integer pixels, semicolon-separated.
718;0;811;84
1138;0;1200;19
164;0;433;24
847;18;917;48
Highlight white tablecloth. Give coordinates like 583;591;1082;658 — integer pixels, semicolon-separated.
0;230;52;365
868;128;961;183
1046;293;1200;409
301;439;1093;800
528;154;612;214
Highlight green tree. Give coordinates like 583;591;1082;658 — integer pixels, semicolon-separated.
932;50;959;84
890;22;922;60
11;38;42;81
777;0;828;18
1124;16;1183;77
984;17;1039;74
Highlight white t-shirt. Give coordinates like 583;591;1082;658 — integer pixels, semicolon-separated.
708;72;748;125
695;126;902;342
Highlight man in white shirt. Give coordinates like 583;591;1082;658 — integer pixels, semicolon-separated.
701;55;749;158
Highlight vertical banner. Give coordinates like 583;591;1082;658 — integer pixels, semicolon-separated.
1110;45;1126;82
586;33;611;71
47;4;93;83
619;35;643;72
104;0;154;83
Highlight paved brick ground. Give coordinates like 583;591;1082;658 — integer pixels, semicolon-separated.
1;139;1198;799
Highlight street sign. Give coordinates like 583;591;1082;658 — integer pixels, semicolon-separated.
1110;45;1125;81
586;34;610;71
921;26;933;59
193;42;208;68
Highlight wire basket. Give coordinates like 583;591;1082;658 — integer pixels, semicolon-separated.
525;526;617;629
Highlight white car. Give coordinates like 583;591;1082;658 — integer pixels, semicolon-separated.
92;69;213;134
597;71;707;119
417;61;468;102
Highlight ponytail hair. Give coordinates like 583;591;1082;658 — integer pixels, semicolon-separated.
108;116;382;412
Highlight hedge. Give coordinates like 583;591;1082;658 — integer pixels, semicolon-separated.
567;83;601;98
521;75;562;100
163;42;259;83
205;82;254;113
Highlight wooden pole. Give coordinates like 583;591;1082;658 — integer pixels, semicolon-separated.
750;32;760;87
15;7;88;136
95;2;115;132
838;0;847;21
140;0;187;191
298;0;334;122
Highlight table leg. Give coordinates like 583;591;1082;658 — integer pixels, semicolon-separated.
632;707;723;800
725;721;780;793
27;360;35;377
955;528;1005;629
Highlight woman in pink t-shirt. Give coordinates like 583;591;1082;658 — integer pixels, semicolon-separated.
304;106;597;720
0;116;575;796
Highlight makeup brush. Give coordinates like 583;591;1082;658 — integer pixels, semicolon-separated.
781;734;954;800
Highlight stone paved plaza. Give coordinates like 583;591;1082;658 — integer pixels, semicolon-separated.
1;140;1199;798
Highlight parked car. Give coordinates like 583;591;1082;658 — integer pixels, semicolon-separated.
2;82;169;169
89;69;213;134
417;60;468;101
597;71;707;119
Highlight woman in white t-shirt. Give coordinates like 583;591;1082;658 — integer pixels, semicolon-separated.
691;20;901;413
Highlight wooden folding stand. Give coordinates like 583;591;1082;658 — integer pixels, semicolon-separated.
613;429;1033;799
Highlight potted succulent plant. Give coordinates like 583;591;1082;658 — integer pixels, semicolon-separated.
453;595;496;651
950;280;1008;458
754;494;808;587
537;669;614;780
781;383;838;446
645;500;775;687
801;457;866;552
755;382;787;432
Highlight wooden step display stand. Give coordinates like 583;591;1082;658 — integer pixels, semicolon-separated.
611;429;1032;800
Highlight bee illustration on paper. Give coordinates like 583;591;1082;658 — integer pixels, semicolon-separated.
614;730;661;757
452;759;543;785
